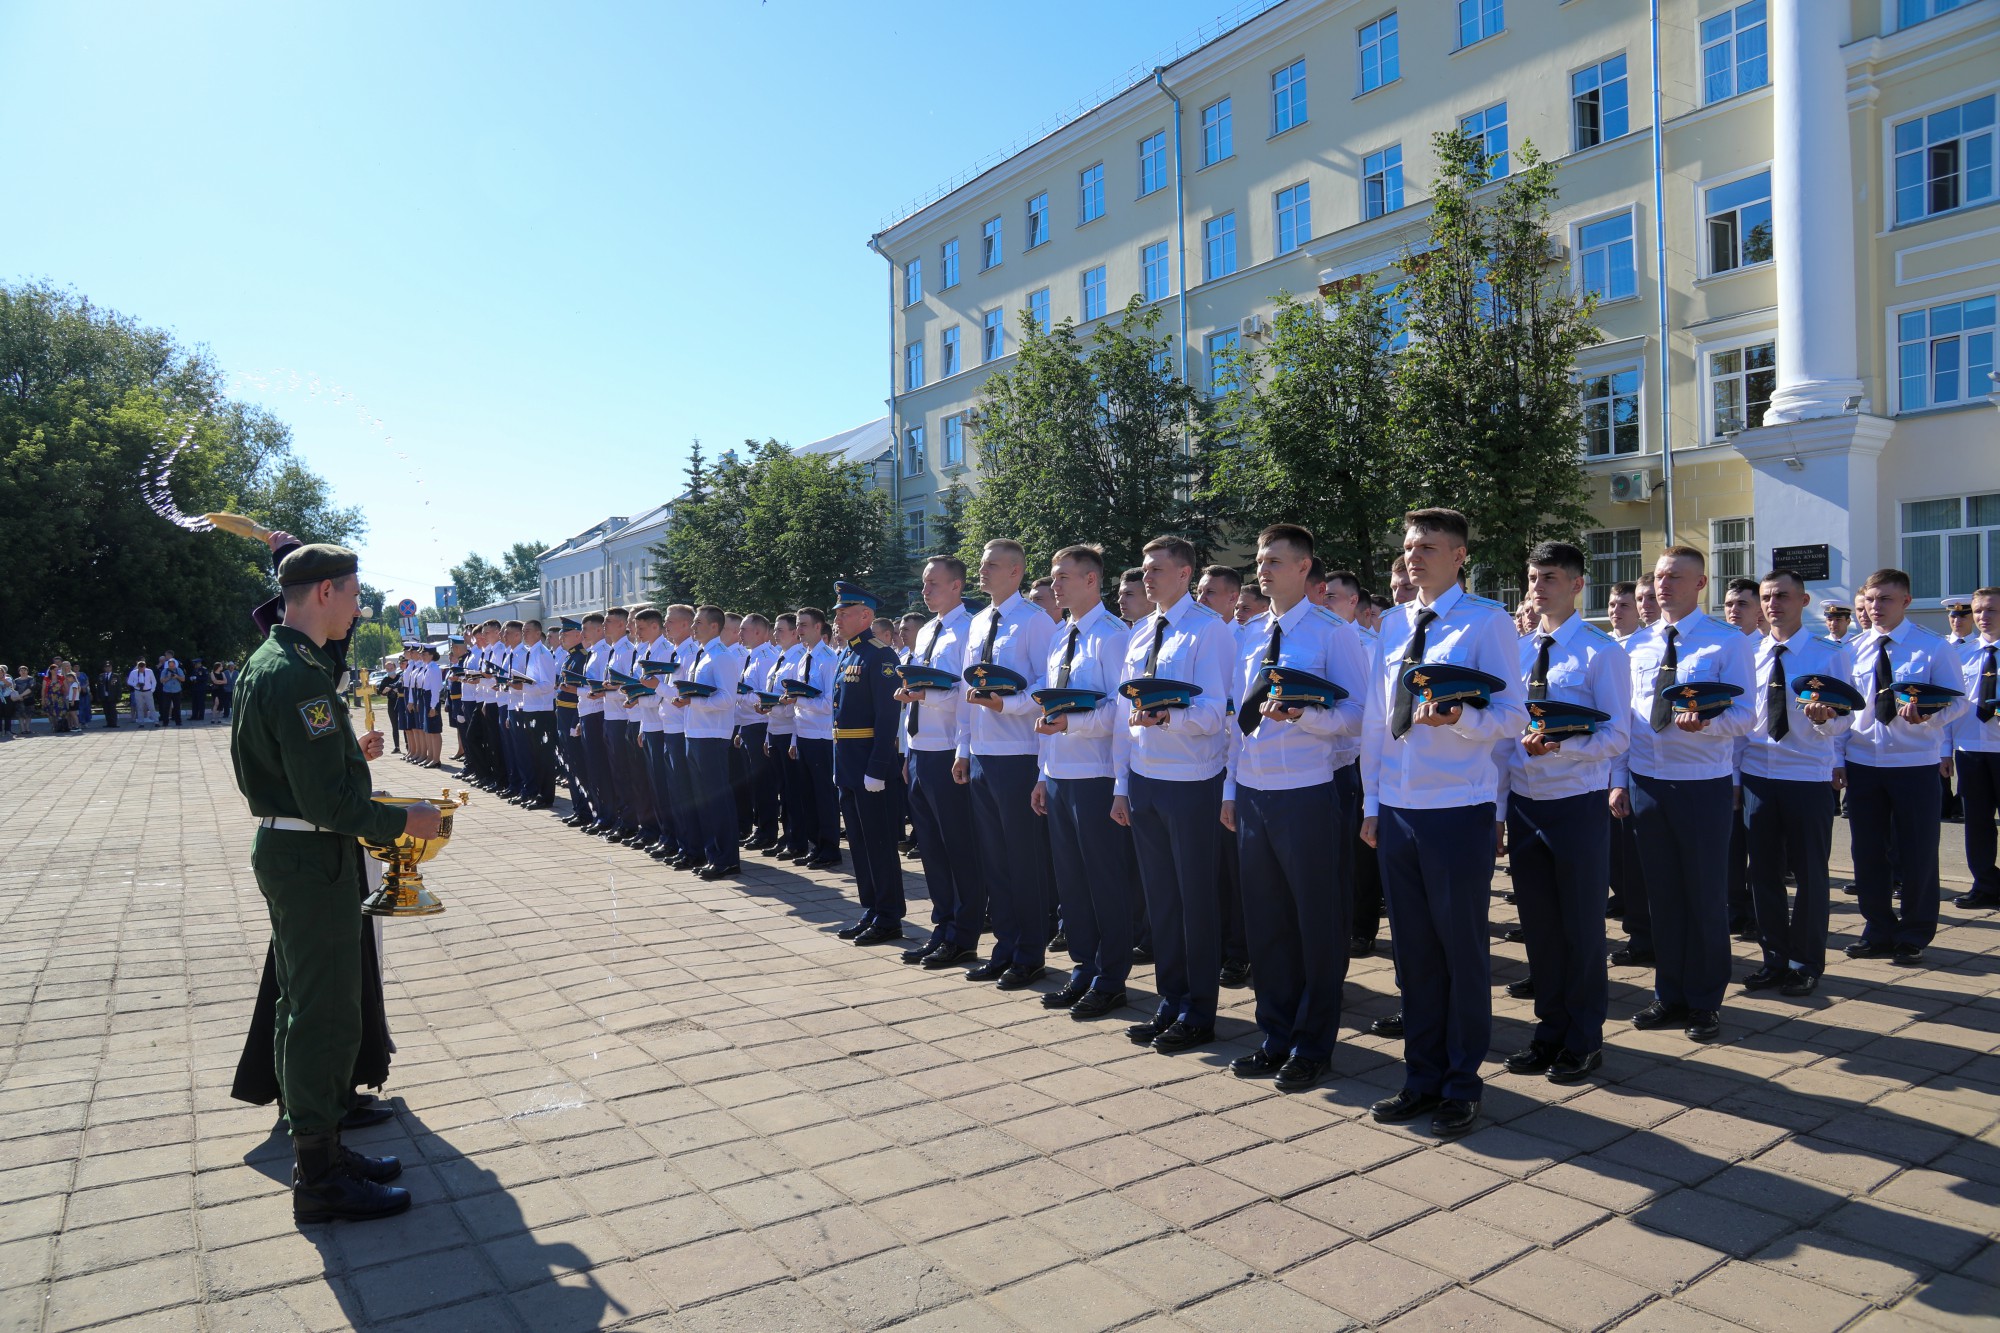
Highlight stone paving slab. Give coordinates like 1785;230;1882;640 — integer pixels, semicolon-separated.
0;725;1997;1331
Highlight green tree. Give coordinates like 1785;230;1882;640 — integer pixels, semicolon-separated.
501;541;546;594
962;299;1211;576
449;554;505;609
356;582;389;618
1393;130;1601;583
655;445;753;607
932;483;970;561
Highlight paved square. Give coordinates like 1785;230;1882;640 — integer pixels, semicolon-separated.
2;726;1996;1330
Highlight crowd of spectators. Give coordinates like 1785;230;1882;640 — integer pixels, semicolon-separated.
0;655;238;737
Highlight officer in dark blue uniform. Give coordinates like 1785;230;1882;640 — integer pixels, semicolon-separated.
553;617;596;828
830;581;907;946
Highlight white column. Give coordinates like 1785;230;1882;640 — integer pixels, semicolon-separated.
1765;0;1865;422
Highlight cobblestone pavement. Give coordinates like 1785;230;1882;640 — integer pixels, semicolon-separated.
2;724;1997;1332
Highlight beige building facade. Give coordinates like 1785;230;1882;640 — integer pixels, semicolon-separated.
871;0;1998;626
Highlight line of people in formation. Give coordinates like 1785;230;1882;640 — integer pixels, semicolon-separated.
369;510;1999;1141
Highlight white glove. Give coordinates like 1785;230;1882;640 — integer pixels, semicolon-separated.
864;776;886;793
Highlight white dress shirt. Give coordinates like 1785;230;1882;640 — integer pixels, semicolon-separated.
736;642;779;728
515;641;558;711
126;666;156;692
1950;635;2000;755
1845;620;1966;768
1225;600;1368;800
1500;611;1632;804
462;645;489;706
766;643;804;737
1739;630;1852;782
791;643;838;741
1037;602;1128;781
1617;610;1759;785
631;632;671;734
960;592;1057;759
683;637;742;739
1116;593;1236;791
602;635;636;722
659;635;698;736
578;638;608;716
905;604;973;755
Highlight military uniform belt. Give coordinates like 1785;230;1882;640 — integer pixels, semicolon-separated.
259;816;332;834
833;727;875;740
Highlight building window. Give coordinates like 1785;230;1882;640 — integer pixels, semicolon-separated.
1700;0;1768;106
1903;494;2000;599
1140;131;1169;196
1709;518;1756;609
1571;54;1629;150
903;427;926;477
941;238;959;290
1272;59;1308;134
1359;12;1399;92
1364;145;1404;219
1140;241;1171;302
1900;0;1977;25
1203;214;1237;281
1276;182;1312;254
1205;329;1241;398
903;258;922;306
1080;162;1105;223
1081;265;1107;321
1704;170;1773;273
1457;0;1503;48
1026;192;1050;249
1581;367;1642;457
1586;529;1642;616
943;413;965;467
981;216;1003;269
1709;340;1776;436
1461;102;1508;179
1893;94;1997;225
1376;280;1410;352
904;341;924;391
1898;294;1997;412
1578;211;1637;302
1201;97;1233;166
982;308;1004;361
905;504;929;552
1028;288;1050;333
940;326;961;377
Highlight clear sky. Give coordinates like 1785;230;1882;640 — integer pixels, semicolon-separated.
2;0;1268;612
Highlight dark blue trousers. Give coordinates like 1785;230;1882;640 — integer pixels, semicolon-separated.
662;733;700;859
688;737;739;867
1046;775;1135;990
603;720;641;831
581;713;610;824
769;732;803;853
1849;761;1944;948
908;748;985;949
520;710;557;804
1216;827;1249;967
1238;782;1348;1060
1960;749;2000;900
503;710;527;795
739;723;778;837
968;753;1054;970
1378;802;1494;1100
1128;771;1225;1026
641;731;675;847
557;711;594;822
840;779;905;924
1611;801;1649;951
1508;791;1610;1056
1631;773;1733;1010
793;737;840;857
1742;772;1835;975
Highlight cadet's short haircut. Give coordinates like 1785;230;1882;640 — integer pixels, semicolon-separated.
1725;576;1760;596
899;612;926;627
871;616;895;632
724;611;741;625
581;612;604;627
1660;544;1705;569
797;607;827;633
1527;540;1587;578
1369;593;1394;610
1759;569;1807;594
1053;544;1105;579
633;607;663;625
1973;586;2000;602
1258;524;1316;558
1862;568;1912;594
925;555;967;584
1239;584;1270;607
605;606;629;620
1404;508;1470;544
742;612;771;631
1030;576;1053;592
481;618;503;631
503;620;523;632
1637;570;1655;589
1326;568;1363;598
1120;566;1145;585
774;612;797;629
1610;581;1637;599
1390;554;1408;575
1142;535;1197;569
1199;564;1242;593
694;604;724;628
665;602;695;621
524;619;543;632
983;539;1026;567
1308;556;1327;582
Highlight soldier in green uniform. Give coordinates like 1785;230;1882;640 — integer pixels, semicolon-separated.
230;544;443;1223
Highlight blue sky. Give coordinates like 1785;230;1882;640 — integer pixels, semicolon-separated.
2;0;1268;610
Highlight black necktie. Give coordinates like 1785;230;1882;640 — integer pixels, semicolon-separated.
906;621;942;737
1057;623;1080;687
1390;608;1438;739
1980;645;1997;724
1528;633;1553;702
981;608;999;664
794;646;809;682
1143;614;1168;676
1649;625;1680;732
1766;642;1789;742
1874;637;1897;724
1237;620;1283;736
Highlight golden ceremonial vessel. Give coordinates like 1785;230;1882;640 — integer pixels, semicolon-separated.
360;788;469;918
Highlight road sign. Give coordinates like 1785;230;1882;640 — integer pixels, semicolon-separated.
435;586;458;609
397;598;418;617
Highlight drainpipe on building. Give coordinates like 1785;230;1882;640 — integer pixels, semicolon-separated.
867;235;902;509
1649;0;1678;546
1153;68;1191;388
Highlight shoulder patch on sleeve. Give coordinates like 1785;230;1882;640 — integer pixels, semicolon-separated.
298;697;338;739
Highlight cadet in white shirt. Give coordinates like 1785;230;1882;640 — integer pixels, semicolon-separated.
1843;568;1966;964
760;614;806;859
896;557;984;969
655;605;701;864
1950;587;2000;911
787;608;842;866
628;608;675;852
674;605;744;877
1195;563;1253;988
598;608;644;841
734;614;782;849
578;613;614;834
512;620;560;807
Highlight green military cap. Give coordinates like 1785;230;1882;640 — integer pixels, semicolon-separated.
277;543;360;587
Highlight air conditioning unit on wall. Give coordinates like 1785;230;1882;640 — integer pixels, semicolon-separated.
1610;470;1654;503
1239;313;1267;338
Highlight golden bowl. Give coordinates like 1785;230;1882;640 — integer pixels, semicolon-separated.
359;789;469;917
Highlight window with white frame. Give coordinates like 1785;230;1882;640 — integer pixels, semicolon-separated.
1897;293;1996;412
1202;98;1233;166
1457;0;1503;48
1204;213;1237;280
941;238;959;289
1704;170;1773;274
1141;241;1171;302
1899;0;1976;28
1081;265;1107;321
1903;493;2000;599
1461;102;1509;179
903;427;926;477
1272;59;1308;133
1585;528;1642;616
1080;162;1105;223
1360;14;1399;93
1581;367;1642;457
1364;145;1403;219
1028;287;1051;333
1578;211;1637;302
981;216;1002;269
904;504;929;552
1709;339;1776;436
982;308;1004;361
1205;329;1241;398
1276;182;1312;253
1026;192;1050;248
904;340;924;391
1571;54;1628;150
1893;94;1996;225
1709;517;1756;609
1140;131;1169;195
903;258;922;306
942;413;965;467
1376;280;1409;352
1700;1;1768;106
940;325;961;377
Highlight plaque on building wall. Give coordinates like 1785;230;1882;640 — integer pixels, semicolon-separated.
1772;543;1831;581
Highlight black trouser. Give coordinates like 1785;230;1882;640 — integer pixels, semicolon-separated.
737;723;778;837
555;709;594;821
1613;802;1650;952
161;693;183;725
1849;761;1944;949
518;709;557;803
581;713;610;824
769;731;802;852
909;747;985;950
189;690;208;721
1510;791;1611;1055
1742;772;1835;976
1216;826;1249;967
841;774;905;923
604;719;643;832
1961;749;2000;901
1239;781;1348;1060
793;737;840;856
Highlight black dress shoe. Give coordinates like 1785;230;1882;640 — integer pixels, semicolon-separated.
631;833;659;849
649;845;674;861
1431;1099;1480;1137
562;814;591;827
698;863;743;881
1685;1009;1721;1041
1126;1015;1171;1045
901;941;940;966
1370;1012;1405;1038
1546;1048;1602;1084
1741;965;1788;991
1218;959;1252;989
854;921;907;946
1845;939;1895;960
1610;946;1656;967
997;963;1048;990
1505;977;1535;999
922;944;976;970
1781;971;1820;996
1131;945;1154;963
1069;988;1126;1019
1892;944;1925;966
1048;929;1068;953
1604;896;1624;918
1503;1040;1560;1075
339;1101;397;1130
1151;1020;1215;1053
744;834;777;852
805;854;842;869
1954;892;2000;909
1501;926;1526;944
784;849;815;864
1370;1089;1442;1124
1349;936;1376;957
670;855;703;872
1631;1000;1689;1030
1041;978;1090;1009
1275;1056;1328;1093
754;842;787;857
836;921;870;941
965;959;1009;982
1231;1049;1286;1080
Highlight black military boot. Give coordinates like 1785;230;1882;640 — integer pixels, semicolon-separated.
292;1132;412;1223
